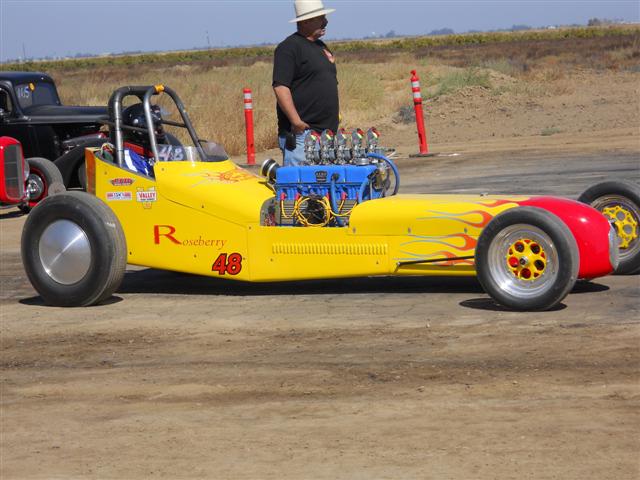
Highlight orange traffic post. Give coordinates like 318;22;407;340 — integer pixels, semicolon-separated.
243;88;256;165
409;70;436;158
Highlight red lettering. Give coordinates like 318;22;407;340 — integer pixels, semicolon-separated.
212;254;227;275
212;253;243;275
226;253;242;275
154;225;180;245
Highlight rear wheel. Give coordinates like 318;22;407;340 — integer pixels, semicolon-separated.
21;191;127;307
578;180;640;275
476;207;579;311
18;157;65;213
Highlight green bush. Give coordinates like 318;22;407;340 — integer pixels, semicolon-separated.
431;68;492;98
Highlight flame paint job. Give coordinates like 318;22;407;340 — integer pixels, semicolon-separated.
417;209;495;228
349;195;530;273
399;233;477;266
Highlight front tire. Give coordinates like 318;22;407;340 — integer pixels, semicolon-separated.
19;157;65;213
21;191;127;307
476;207;579;311
578;180;640;275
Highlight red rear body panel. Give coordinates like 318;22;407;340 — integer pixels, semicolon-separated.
519;197;613;279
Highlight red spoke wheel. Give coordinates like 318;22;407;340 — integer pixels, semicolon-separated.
476;206;579;311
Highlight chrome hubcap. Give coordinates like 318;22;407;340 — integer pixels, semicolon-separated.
26;174;45;200
488;224;558;299
39;220;91;285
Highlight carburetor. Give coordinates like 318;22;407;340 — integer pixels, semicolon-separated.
302;127;385;166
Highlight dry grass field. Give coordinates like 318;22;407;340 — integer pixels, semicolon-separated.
34;27;639;155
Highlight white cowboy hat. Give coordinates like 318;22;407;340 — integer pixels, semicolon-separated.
289;0;335;23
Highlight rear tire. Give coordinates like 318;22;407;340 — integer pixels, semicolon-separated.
21;191;127;307
18;157;65;213
476;206;579;311
578;180;640;275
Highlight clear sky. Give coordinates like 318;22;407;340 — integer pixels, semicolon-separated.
1;0;638;61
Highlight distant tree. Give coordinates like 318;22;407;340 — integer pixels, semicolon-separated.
385;30;396;38
587;17;617;26
510;24;531;31
429;28;454;36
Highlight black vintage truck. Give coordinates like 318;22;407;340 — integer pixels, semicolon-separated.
0;71;108;194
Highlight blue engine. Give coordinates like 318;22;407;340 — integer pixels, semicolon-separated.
260;125;399;227
262;160;396;227
276;164;382;202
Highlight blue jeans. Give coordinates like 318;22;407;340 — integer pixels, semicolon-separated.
278;129;310;166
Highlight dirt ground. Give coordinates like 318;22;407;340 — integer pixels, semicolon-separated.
1;67;639;479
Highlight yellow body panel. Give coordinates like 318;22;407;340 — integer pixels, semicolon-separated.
86;149;530;281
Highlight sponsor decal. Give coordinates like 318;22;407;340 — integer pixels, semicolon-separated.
185;168;257;187
136;187;157;209
110;177;135;186
106;191;133;201
315;170;328;183
153;225;227;250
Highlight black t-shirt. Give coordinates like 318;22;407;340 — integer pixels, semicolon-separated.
272;32;339;135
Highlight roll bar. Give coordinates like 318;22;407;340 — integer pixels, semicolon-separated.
107;85;207;167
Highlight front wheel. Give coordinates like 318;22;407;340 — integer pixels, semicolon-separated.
21;191;127;307
578;180;640;275
476;206;579;311
18;157;65;213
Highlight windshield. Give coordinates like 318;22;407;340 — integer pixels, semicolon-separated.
156;142;229;163
15;82;61;109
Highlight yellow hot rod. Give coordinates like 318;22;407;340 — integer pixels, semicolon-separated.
19;86;638;310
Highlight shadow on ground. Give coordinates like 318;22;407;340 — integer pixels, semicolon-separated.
0;210;25;220
459;298;567;312
117;268;484;297
571;280;610;294
17;269;612;308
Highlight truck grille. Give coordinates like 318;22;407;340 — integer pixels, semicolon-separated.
3;143;24;201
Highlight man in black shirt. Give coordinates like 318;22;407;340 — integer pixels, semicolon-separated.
273;0;339;165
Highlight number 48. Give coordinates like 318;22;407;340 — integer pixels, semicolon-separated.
212;253;243;275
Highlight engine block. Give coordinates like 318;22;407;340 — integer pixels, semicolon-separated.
275;164;382;226
261;128;398;227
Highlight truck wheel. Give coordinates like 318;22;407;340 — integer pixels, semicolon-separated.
476;206;579;311
19;157;65;213
578;180;640;275
77;162;87;190
21;191;127;307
